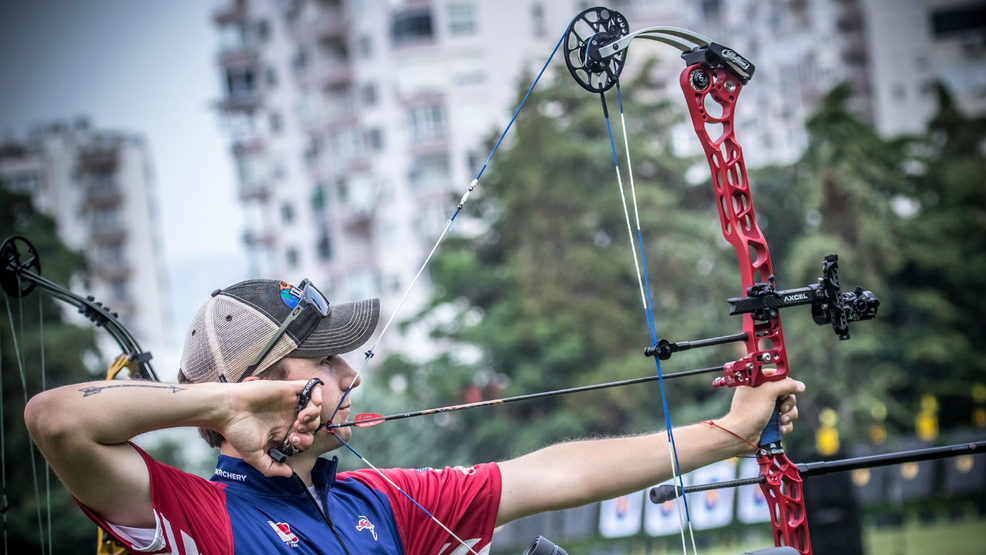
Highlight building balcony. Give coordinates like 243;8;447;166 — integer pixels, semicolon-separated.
89;226;127;244
238;180;270;202
77;148;119;171
298;58;352;90
217;91;263;113
243;228;276;247
85;183;123;207
217;44;260;68
293;9;347;41
213;0;249;24
95;264;131;282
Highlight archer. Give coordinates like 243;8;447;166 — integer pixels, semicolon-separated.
25;277;802;554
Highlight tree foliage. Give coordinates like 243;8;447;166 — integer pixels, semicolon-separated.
341;70;986;482
0;188;103;552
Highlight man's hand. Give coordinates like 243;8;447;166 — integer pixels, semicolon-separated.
718;378;805;449
219;379;324;477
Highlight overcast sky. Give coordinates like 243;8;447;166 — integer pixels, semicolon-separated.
0;1;248;366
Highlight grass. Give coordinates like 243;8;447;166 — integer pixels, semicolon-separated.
865;517;986;555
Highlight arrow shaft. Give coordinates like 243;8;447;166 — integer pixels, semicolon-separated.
330;364;724;429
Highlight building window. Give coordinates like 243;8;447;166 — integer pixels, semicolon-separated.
328;127;364;162
100;241;125;266
407;103;447;141
391;9;433;46
265;66;277;87
447;3;477;35
286;248;299;267
269;111;283;134
217;22;246;53
92;207;120;233
225;67;256;98
361;83;377;106
316;233;332;260
359;35;373;57
932;5;986;37
236;153;270;187
255;19;270;42
311;184;327;212
110;278;129;301
365;128;384;151
281;202;295;223
408;153;450;191
9;171;41;194
531;3;545;37
345;270;379;299
292;48;309;75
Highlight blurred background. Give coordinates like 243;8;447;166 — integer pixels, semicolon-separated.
1;0;984;553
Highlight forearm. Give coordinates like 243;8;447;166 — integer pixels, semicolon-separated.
497;421;749;522
25;380;229;450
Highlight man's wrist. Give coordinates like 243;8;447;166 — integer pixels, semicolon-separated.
708;415;760;456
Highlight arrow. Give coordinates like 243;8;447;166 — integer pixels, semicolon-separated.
329;364;725;429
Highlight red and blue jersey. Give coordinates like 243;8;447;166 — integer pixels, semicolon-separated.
81;444;501;554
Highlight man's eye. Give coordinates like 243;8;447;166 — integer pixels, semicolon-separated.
321;356;334;366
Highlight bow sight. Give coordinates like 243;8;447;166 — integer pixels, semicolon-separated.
645;254;879;362
727;254;879;340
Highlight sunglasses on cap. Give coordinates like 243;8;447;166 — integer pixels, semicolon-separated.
221;278;330;383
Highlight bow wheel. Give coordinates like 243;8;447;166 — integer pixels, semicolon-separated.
0;235;41;298
563;6;629;93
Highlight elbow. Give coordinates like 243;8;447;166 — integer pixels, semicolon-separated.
24;390;76;451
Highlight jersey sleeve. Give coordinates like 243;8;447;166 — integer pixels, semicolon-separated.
77;443;233;555
340;462;501;555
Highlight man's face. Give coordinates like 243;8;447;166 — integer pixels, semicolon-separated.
281;355;360;451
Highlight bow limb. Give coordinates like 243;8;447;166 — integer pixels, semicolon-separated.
678;61;810;553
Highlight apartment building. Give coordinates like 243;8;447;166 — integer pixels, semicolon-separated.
211;0;687;359
211;0;983;358
0;118;171;361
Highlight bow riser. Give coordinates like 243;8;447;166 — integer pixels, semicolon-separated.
679;65;789;390
678;63;811;554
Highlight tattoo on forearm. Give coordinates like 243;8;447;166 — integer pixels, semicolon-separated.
79;384;186;398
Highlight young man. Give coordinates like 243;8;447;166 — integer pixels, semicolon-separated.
25;278;803;554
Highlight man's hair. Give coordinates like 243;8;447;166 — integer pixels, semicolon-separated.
177;358;291;448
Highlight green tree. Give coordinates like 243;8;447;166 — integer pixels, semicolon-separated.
751;83;986;444
352;65;777;470
891;84;986;430
0;187;103;552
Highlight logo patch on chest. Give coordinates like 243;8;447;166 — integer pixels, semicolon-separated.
268;520;300;547
356;515;378;541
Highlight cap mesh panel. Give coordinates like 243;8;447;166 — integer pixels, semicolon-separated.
180;296;298;383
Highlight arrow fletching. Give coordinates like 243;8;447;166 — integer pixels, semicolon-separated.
353;413;386;428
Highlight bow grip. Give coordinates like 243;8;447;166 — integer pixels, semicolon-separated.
268;378;324;464
758;399;784;453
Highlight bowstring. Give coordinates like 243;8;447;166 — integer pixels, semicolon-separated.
0;290;7;554
327;21;569;428
600;83;697;554
319;21;574;555
5;284;48;555
38;290;52;553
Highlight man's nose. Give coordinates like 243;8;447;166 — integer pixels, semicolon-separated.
339;358;360;389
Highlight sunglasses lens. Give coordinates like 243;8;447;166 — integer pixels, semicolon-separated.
303;282;330;316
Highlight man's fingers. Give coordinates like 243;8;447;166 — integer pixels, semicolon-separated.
293;379;323;432
778;394;797;414
770;378;806;397
245;452;293;478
